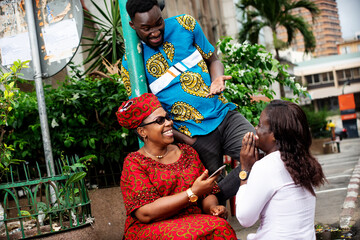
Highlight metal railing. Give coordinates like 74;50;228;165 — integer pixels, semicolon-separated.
0;156;93;239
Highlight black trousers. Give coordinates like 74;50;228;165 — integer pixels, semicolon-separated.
191;110;255;203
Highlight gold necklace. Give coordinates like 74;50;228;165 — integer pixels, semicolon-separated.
143;147;169;159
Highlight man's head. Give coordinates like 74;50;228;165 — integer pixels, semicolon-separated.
126;0;165;48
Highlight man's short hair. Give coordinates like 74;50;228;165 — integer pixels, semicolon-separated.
126;0;159;20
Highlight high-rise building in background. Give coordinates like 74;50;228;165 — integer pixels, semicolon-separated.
277;0;342;57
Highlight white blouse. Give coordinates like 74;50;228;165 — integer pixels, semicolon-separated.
236;151;316;240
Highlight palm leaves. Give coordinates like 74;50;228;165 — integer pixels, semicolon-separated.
82;0;125;74
237;0;320;56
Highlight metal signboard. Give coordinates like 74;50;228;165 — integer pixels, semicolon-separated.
0;0;83;79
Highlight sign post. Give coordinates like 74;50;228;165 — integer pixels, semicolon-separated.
0;0;83;176
24;0;55;176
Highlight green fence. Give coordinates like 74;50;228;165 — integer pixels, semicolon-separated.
0;157;92;239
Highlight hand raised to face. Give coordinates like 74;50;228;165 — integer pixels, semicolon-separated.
240;132;259;171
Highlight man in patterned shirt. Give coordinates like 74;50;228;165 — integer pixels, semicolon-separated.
121;0;255;202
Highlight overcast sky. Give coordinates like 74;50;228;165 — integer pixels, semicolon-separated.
337;0;360;40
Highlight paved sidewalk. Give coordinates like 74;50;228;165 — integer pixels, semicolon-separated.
339;156;360;229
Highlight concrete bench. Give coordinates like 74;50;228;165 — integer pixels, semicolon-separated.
323;141;340;153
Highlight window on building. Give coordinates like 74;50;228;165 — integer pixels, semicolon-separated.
305;75;313;84
305;72;334;86
341;47;346;54
321;72;328;82
337;70;344;80
353;68;360;78
313;74;319;83
345;69;352;78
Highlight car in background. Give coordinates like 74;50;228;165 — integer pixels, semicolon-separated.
335;127;348;140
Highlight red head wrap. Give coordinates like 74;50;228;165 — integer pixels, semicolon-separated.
116;93;162;129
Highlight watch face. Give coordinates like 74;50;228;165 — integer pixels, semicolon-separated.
239;170;248;180
189;195;198;202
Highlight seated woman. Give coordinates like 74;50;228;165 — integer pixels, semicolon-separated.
116;93;237;240
235;100;326;240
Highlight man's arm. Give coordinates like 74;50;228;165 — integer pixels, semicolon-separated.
205;52;232;97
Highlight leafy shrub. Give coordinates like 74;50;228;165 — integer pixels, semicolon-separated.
219;37;307;126
302;106;330;139
0;60;28;180
6;72;138;169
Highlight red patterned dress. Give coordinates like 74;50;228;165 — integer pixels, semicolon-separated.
120;143;237;239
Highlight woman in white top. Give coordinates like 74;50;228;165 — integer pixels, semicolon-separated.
236;100;326;240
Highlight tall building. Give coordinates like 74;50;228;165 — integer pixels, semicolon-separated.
277;0;343;57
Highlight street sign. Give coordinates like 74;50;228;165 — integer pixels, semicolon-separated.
0;0;83;80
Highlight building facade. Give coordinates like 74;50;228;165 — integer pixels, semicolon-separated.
277;0;342;57
294;52;360;135
337;39;360;54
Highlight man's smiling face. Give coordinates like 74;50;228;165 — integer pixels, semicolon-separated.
129;5;165;48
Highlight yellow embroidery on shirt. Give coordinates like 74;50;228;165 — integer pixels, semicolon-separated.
195;44;213;60
124;54;127;61
218;93;229;104
120;65;132;97
171;102;204;123
197;59;209;73
146;53;169;78
163;42;175;62
178;125;192;137
176;15;196;32
179;72;213;98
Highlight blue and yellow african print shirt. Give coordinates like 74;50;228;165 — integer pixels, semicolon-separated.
121;14;236;137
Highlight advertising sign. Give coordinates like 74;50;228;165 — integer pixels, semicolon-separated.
338;93;359;138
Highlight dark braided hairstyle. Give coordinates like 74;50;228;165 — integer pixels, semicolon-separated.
126;0;159;20
265;100;326;196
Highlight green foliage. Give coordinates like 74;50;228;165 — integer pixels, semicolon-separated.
0;60;28;180
6;71;138;168
82;0;125;74
302;106;330;139
61;154;96;188
219;37;308;126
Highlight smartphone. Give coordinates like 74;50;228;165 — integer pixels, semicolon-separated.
208;165;226;178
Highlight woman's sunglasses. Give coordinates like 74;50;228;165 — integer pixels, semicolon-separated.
139;113;172;127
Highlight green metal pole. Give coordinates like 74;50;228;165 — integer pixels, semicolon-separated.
119;0;148;147
118;0;148;97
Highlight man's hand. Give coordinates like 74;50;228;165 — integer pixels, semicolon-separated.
207;75;232;97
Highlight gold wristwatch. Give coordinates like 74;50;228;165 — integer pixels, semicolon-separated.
186;188;198;203
239;170;250;181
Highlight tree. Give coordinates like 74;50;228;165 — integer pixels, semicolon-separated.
237;0;319;97
237;0;319;59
